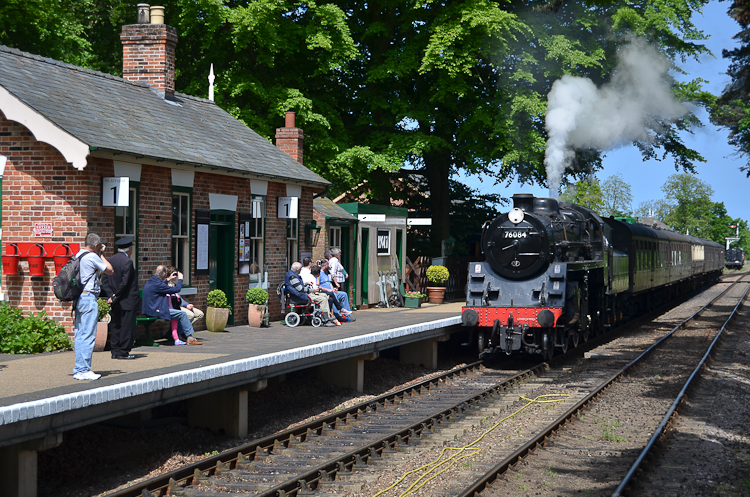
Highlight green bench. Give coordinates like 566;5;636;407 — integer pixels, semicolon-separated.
134;316;166;347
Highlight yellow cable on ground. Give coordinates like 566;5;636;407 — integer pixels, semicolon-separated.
371;393;570;497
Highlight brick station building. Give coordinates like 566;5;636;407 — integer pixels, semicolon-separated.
0;7;330;337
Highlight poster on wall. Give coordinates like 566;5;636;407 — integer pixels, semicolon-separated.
377;228;391;256
195;209;210;275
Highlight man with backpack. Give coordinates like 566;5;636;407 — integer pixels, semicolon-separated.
72;233;114;380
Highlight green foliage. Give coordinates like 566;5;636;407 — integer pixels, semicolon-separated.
0;302;72;354
97;298;110;321
560;178;604;212
207;289;232;314
245;287;269;305
405;292;426;298
426;265;450;286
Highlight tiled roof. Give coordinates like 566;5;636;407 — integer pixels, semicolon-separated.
0;45;329;187
314;197;358;222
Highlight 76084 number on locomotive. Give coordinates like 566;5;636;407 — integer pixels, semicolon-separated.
461;194;723;359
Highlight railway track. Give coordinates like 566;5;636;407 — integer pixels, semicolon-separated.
108;361;543;496
454;274;750;496
105;277;748;497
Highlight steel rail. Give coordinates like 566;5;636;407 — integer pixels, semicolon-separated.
109;360;539;497
612;278;750;496
457;276;748;497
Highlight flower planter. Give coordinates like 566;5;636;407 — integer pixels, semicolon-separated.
426;286;446;304
94;321;108;352
247;304;267;327
205;307;230;332
404;296;421;308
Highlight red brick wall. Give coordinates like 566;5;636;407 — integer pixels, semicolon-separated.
0;114;115;332
0;111;318;337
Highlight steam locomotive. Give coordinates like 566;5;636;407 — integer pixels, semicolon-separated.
725;247;746;270
461;194;724;359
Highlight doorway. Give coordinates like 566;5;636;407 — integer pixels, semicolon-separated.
210;211;235;325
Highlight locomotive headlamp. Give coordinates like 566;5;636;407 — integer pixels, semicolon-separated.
508;208;524;224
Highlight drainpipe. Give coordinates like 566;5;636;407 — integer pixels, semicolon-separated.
0;155;6;301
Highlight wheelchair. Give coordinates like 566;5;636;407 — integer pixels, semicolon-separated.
284;292;326;327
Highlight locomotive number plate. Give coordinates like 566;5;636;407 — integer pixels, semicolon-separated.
504;231;527;238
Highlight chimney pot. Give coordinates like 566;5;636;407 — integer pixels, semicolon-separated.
150;6;165;24
285;111;296;128
137;4;150;24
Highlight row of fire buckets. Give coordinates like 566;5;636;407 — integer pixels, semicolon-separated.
2;243;74;276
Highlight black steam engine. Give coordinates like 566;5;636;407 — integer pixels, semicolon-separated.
725;247;745;270
461;194;724;359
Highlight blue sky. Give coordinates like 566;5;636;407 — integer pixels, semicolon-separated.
461;1;747;220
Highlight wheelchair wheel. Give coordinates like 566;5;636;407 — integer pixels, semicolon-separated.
285;312;301;327
311;316;323;327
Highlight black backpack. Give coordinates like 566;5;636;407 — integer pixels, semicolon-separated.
53;252;96;303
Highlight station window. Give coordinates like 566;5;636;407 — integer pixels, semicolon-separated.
329;226;341;250
249;197;265;281
286;218;298;269
115;185;138;270
172;190;191;284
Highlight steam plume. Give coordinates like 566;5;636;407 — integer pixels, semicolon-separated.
544;37;688;197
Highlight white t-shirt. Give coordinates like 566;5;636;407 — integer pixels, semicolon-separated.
76;249;107;296
300;267;315;285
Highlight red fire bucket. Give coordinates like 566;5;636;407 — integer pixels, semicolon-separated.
27;244;47;277
52;244;72;273
2;243;20;275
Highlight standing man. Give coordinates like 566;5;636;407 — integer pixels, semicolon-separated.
142;265;202;345
102;236;139;360
73;233;114;380
328;248;348;292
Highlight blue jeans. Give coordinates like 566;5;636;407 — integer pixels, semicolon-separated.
169;308;194;338
335;291;351;312
73;293;98;374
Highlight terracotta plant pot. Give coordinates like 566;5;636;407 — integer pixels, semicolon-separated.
205;307;230;332
426;286;445;304
94;321;108;352
247;304;266;327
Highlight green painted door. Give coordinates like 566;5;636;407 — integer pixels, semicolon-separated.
210;211;235;325
361;228;369;305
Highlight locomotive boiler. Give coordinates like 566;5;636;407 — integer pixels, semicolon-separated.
461;193;723;359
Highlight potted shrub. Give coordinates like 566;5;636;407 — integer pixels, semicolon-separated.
245;287;269;327
426;265;450;304
95;298;111;352
205;289;232;332
404;291;426;308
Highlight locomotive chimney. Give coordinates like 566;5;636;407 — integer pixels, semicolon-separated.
513;194;535;213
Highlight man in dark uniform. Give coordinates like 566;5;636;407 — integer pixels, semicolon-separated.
102;236;139;359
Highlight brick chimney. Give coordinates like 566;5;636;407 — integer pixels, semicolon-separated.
275;112;304;164
120;4;178;99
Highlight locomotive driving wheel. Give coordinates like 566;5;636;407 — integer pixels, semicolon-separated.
542;329;554;361
558;329;569;354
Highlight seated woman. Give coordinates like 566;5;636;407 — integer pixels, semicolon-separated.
166;265;204;344
315;260;355;322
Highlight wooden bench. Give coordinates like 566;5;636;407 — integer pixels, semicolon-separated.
135;316;167;347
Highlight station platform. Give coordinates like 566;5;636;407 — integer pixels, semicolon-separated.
0;302;463;447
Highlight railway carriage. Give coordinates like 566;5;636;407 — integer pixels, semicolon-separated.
725;247;746;270
461;194;723;359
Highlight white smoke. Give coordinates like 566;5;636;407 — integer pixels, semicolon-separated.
544;37;688;197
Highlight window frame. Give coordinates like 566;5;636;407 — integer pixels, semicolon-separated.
172;187;192;285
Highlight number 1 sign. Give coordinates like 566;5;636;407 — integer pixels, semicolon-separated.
102;177;130;207
277;196;298;219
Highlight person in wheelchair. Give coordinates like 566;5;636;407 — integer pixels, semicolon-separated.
284;262;340;327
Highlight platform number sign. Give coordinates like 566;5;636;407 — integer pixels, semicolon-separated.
377;228;391;256
277;196;299;219
102;177;130;207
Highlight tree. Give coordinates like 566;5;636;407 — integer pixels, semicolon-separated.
600;173;633;217
661;173;714;237
559;178;604;211
634;199;672;221
710;0;750;173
